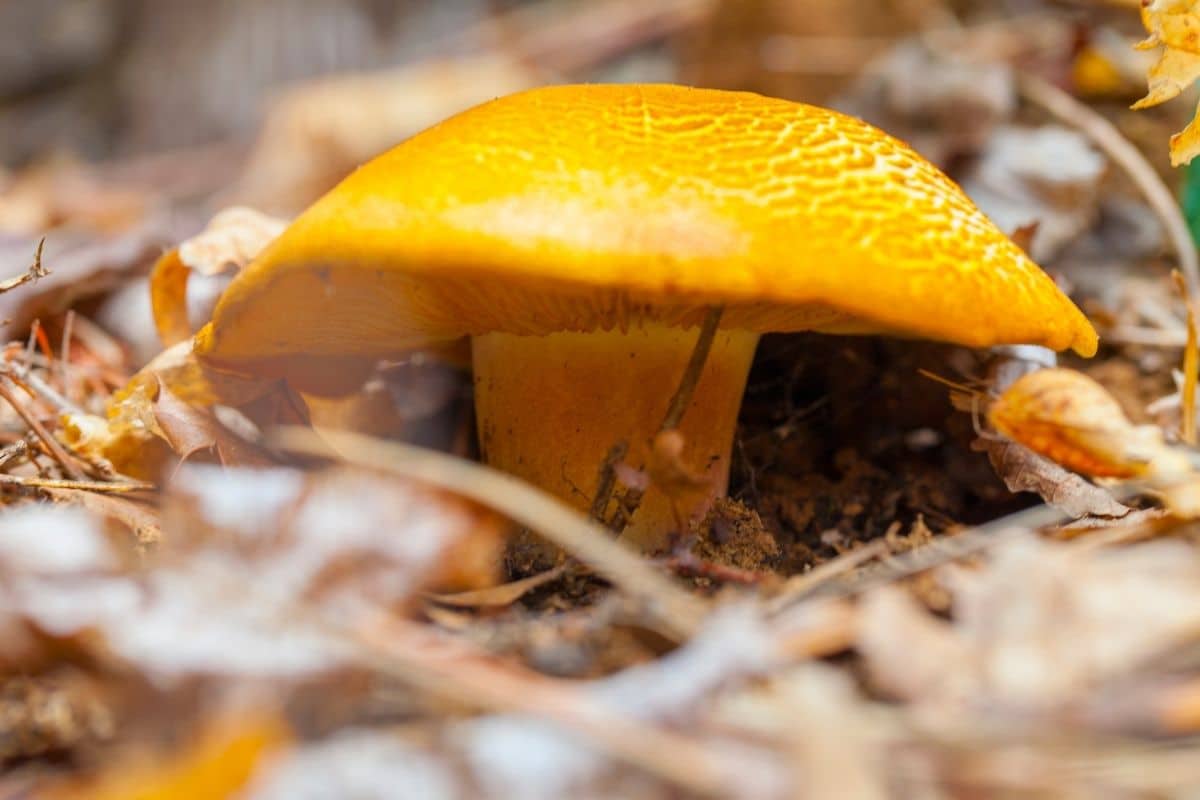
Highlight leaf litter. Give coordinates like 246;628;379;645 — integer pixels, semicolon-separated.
11;1;1200;798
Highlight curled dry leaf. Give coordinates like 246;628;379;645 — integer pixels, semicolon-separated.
152;378;278;468
976;438;1133;518
988;367;1190;480
1133;0;1200;165
150;207;287;346
101;339;279;476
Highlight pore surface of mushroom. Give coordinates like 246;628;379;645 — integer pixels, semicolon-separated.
194;84;1097;550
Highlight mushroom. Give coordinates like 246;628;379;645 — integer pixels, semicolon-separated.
194;84;1097;549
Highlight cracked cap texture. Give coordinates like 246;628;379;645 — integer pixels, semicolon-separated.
196;83;1097;389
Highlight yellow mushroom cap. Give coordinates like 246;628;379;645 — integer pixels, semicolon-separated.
195;84;1097;391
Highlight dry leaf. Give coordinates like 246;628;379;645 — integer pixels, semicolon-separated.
988;368;1190;479
112;338;273;412
153;378;277;467
100;341;277;477
147;249;191;347
0;216;183;341
232;56;537;213
1133;0;1200;164
41;486;163;547
150;207;287;346
0;156;149;236
977;437;1132;518
45;711;289;800
60;410;168;481
0;464;500;680
858;533;1200;714
177;207;286;277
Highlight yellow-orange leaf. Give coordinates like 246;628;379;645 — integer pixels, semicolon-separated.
1134;0;1200;164
988;368;1189;479
46;712;289;800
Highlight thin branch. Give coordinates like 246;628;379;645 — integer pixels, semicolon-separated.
1175;271;1198;444
661;306;724;430
0;379;84;480
592;307;725;533
0;474;153;492
0;239;49;294
1018;73;1200;296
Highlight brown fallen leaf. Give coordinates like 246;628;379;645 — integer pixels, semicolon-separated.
41;485;162;547
0;155;150;237
975;437;1132;518
153;378;278;468
150;207;288;346
231;56;538;213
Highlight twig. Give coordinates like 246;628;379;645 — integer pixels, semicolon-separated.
593;307;724;532
0;474;153;492
0;440;27;470
661;307;724;430
1174;271;1198;444
350;614;767;798
0;239;49;294
0;378;85;480
814;501;1071;598
59;309;75;393
657;551;771;585
272;427;709;640
2;360;83;416
1018;73;1200;296
588;440;628;522
765;539;888;613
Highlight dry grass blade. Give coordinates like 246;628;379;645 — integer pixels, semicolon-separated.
0;378;85;480
766;540;887;614
816;501;1072;597
660;306;723;431
1175;270;1199;445
0;474;152;492
272;427;708;640
425;564;570;608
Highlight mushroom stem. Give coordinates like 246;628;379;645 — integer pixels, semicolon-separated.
472;322;759;554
